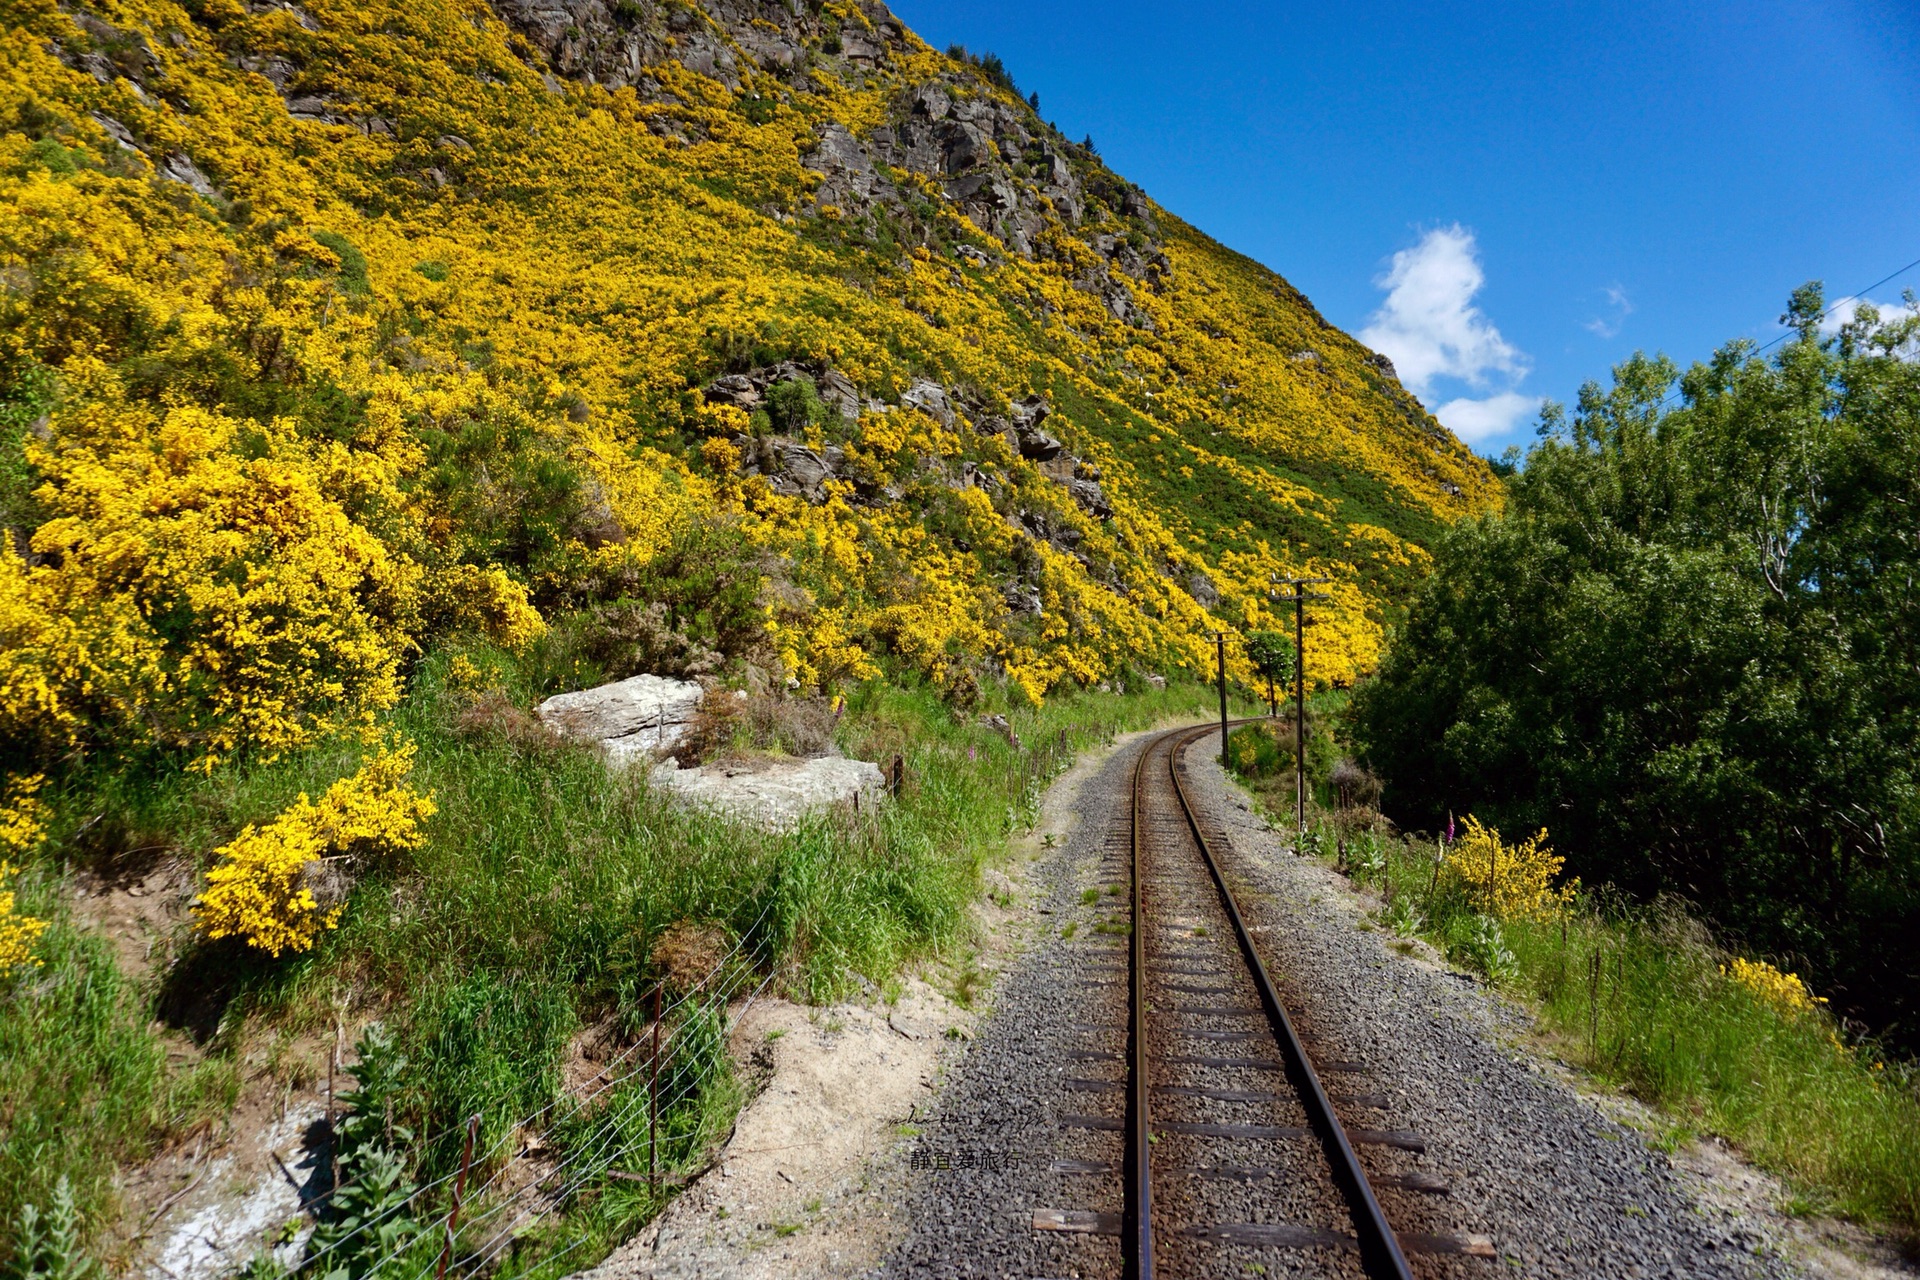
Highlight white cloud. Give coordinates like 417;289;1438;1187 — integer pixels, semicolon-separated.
1359;225;1526;396
1433;392;1543;444
1583;283;1634;339
1819;294;1920;335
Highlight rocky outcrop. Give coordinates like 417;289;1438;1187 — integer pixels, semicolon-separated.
704;360;864;423
536;673;704;764
472;0;1166;280
485;0;904;94
1066;475;1112;520
649;755;886;830
707;364;1119;531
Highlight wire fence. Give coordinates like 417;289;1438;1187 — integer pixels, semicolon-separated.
290;891;781;1278
283;720;1103;1278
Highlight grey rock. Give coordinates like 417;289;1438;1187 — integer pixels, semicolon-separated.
158;154;216;197
537;673;704;759
1065;477;1112;519
909;83;951;120
838;28;884;64
236;54;299;89
1006;396;1063;460
816;368;862;422
900;379;953;427
1014;425;1063;462
648;755;885;831
1003;581;1042;615
803;121;885;206
704;373;762;410
773;440;833;492
1010;395;1049;430
285;95;340;121
89;113;138;152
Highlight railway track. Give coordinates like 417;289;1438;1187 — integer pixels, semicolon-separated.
1033;722;1495;1278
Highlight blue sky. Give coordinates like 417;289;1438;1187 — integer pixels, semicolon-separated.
890;0;1920;456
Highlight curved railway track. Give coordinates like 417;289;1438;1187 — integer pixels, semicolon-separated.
1034;722;1494;1278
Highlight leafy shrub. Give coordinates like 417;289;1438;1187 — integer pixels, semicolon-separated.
765;376;827;435
0;383;422;767
1224;723;1285;778
0;777;48;977
676;689;836;765
1457;913;1517;984
1244;629;1295;691
1328;757;1381;811
310;231;370;298
534;517;769;687
303;1026;426;1278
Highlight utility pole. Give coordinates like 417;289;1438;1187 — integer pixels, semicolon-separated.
1271;577;1331;834
1214;631;1229;765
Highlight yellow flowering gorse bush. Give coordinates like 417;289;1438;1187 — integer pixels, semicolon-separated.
0;775;50;976
1443;816;1578;919
1722;956;1828;1018
194;744;436;956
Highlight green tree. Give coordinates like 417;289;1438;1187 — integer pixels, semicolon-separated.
1352;286;1920;1047
1244;630;1295;713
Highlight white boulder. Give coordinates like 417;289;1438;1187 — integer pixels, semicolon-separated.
649;755;885;831
536;673;704;758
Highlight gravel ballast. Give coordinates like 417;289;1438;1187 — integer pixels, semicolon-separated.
879;727;1807;1280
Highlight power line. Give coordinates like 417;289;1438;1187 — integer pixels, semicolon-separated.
1750;253;1920;358
1652;252;1920;409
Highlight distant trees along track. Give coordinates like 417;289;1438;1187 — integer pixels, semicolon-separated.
1031;723;1497;1277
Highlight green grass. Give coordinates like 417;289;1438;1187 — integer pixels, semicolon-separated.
1;661;1226;1271
1246;782;1920;1238
0;884;236;1269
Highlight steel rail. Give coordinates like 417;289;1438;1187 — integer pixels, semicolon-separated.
1123;727;1156;1280
1165;728;1417;1280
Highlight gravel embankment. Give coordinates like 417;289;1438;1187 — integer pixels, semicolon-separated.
879;728;1806;1280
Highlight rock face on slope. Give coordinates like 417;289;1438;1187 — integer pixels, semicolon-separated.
702;360;1113;525
480;0;1168;323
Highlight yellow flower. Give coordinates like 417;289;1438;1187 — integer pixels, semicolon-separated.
0;857;48;978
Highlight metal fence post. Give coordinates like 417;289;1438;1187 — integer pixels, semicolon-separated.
434;1113;479;1280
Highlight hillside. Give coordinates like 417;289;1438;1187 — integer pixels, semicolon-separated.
3;0;1495;751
